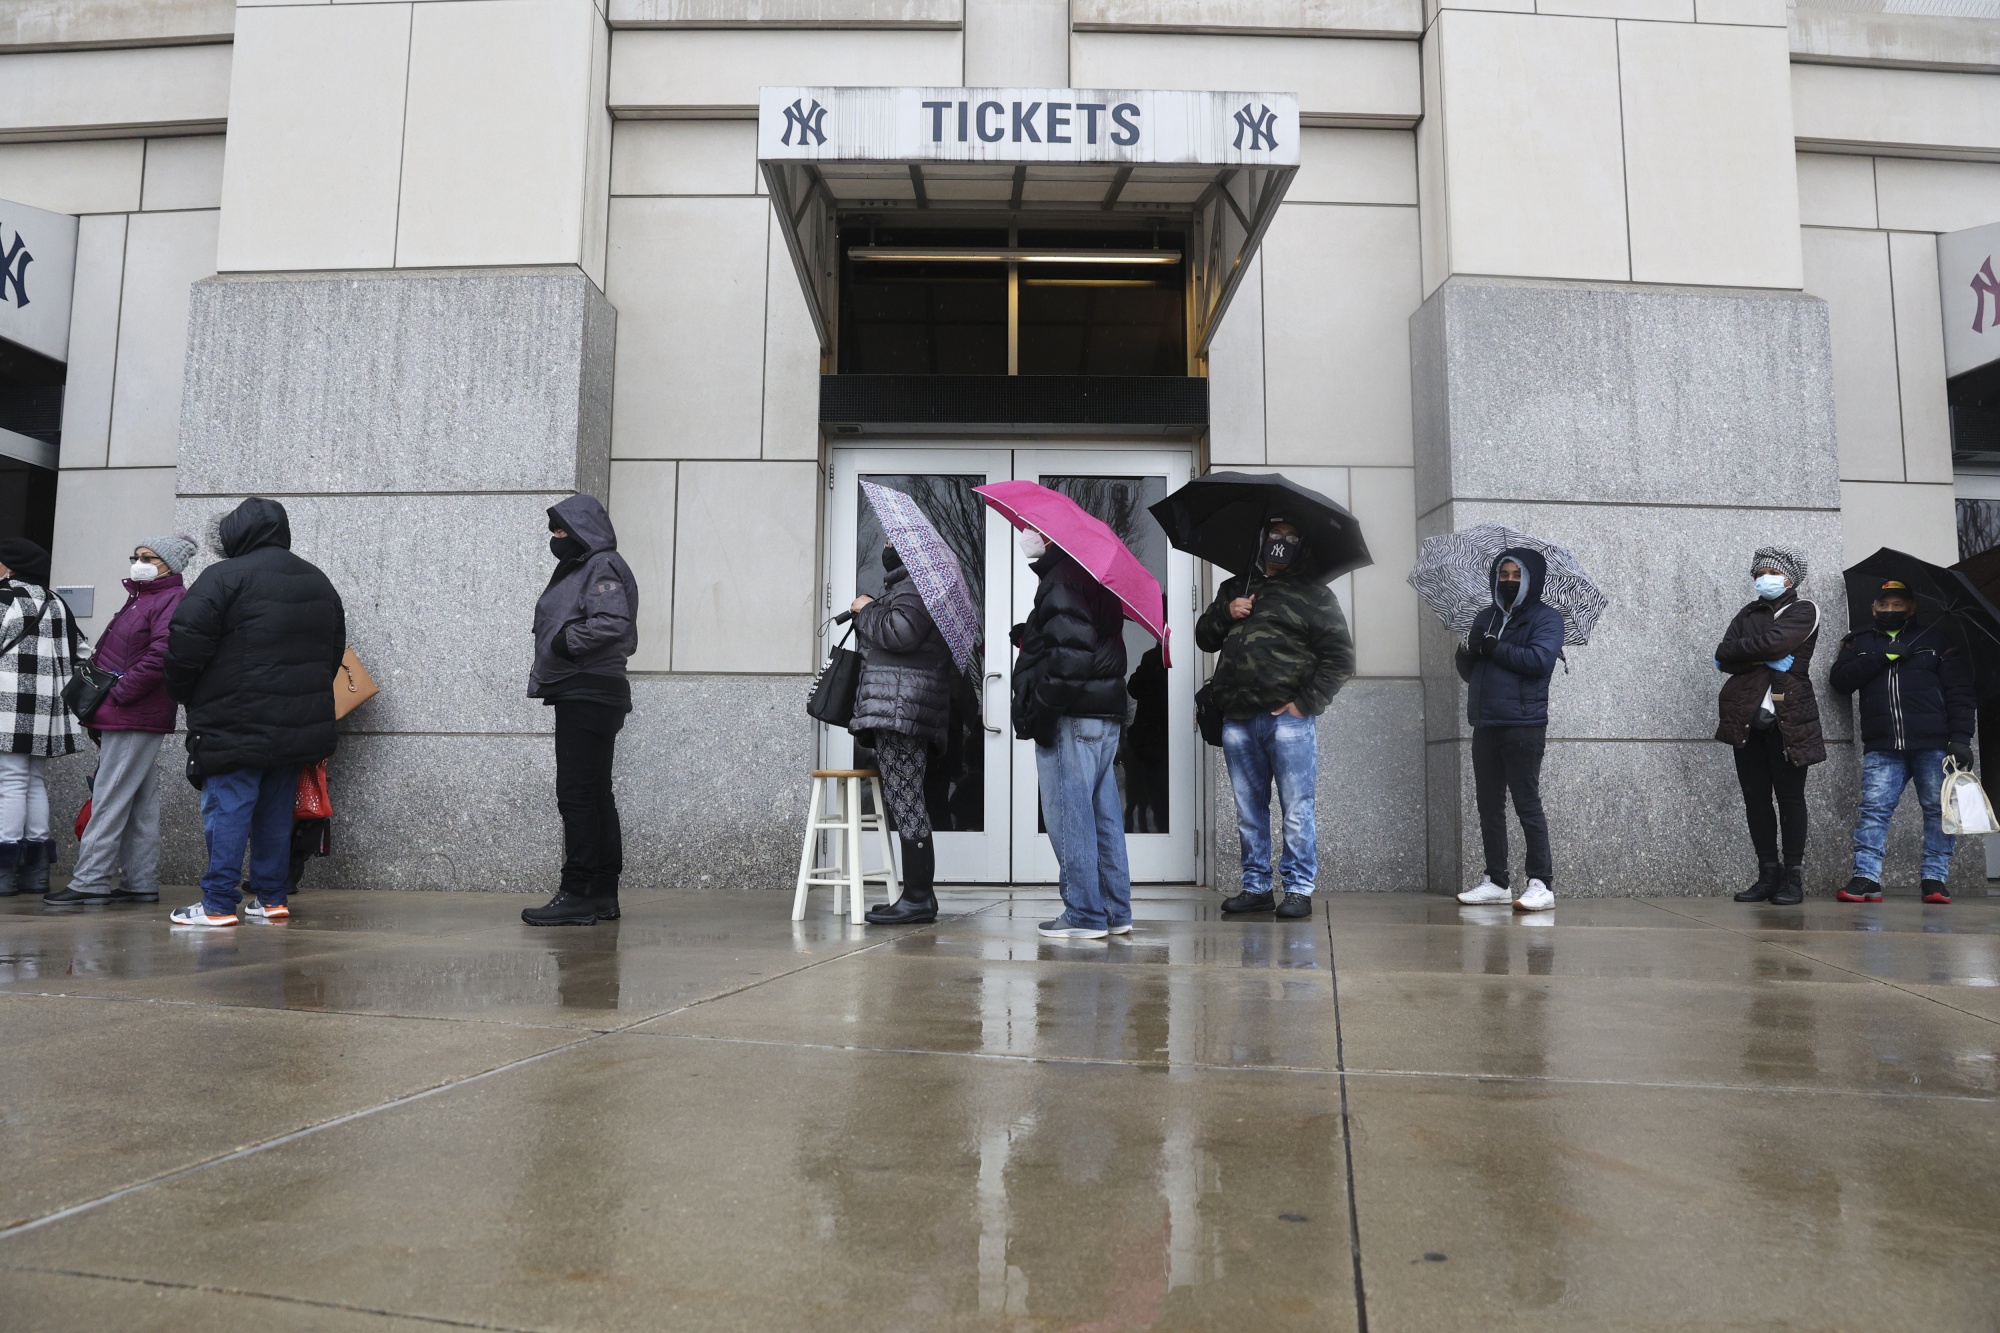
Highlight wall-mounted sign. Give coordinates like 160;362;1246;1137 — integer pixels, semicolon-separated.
1940;218;2000;381
758;87;1301;167
0;197;78;364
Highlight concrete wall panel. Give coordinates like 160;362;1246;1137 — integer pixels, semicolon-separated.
1791;64;2000;159
1349;465;1418;679
48;466;178;637
609;460;678;673
0;44;230;139
1800;227;1903;484
763;217;822;461
1291;127;1416;205
0;140;142;215
141;136;225;213
1206;251;1266;466
612;121;760;197
609;0;962;24
1070;32;1421;123
1072;0;1420;36
965;0;1068;85
672;461;820;673
1872;158;2000;237
109;209;217;470
609;29;962;114
1841;480;1957;569
1795;153;1876;231
1888;232;1951;486
58;214;127;471
1;0;231;47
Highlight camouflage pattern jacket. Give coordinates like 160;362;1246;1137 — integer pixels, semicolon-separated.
1195;571;1355;719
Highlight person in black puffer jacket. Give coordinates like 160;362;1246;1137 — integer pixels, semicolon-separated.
1010;529;1130;939
850;545;955;926
164;498;345;926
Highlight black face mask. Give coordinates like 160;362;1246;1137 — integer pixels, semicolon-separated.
882;545;903;573
1875;610;1910;632
550;533;587;562
1262;535;1300;570
1497;579;1522;606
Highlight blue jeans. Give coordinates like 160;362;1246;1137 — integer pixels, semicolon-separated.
1852;748;1954;883
1222;711;1320;896
199;766;299;913
1035;716;1131;930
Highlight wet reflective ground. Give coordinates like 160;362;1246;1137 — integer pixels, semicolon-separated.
2;886;1996;1330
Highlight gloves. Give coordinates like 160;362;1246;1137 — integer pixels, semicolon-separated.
1713;657;1724;673
1949;742;1976;769
1764;655;1794;673
1468;629;1496;658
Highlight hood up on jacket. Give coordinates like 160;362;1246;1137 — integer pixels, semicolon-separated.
217;497;292;558
549;494;618;555
1491;547;1549;614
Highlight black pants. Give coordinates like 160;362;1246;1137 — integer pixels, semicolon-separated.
1472;725;1551;888
1733;725;1808;867
555;700;625;897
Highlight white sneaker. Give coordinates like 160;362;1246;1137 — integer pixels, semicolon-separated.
1105;923;1133;935
1513;880;1555;912
1457;877;1512;905
168;903;239;928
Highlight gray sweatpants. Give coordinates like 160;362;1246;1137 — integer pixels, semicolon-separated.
67;730;165;898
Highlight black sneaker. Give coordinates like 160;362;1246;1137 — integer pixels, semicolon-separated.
107;887;159;903
1922;880;1952;905
41;887;113;906
1220;890;1276;914
522;891;605;926
1274;891;1312;919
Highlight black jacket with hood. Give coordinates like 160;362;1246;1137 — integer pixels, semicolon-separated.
1829;618;1976;754
1010;551;1127;747
531;495;638;707
1454;547;1565;729
850;558;956;748
165;498;347;775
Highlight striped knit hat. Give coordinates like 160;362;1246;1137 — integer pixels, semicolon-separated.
1750;545;1807;588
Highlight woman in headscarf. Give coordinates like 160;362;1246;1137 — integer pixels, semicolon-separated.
849;544;955;925
0;539;82;897
1714;546;1825;906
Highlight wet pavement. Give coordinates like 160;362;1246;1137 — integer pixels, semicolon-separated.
1;886;1996;1330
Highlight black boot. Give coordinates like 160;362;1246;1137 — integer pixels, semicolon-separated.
521;890;606;926
1734;861;1782;903
590;883;621;921
1274;891;1313;919
1220;889;1276;914
18;840;50;900
867;836;937;925
1769;864;1804;906
0;841;20;897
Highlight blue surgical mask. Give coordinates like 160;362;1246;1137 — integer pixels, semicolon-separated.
1754;574;1788;601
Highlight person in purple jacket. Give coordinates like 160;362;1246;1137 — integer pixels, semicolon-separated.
42;535;195;906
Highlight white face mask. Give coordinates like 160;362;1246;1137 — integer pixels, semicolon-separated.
1019;530;1048;560
1753;573;1788;601
130;561;160;582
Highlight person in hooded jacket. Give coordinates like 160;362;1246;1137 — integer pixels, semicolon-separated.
522;495;638;927
1829;578;1976;905
1454;549;1565;912
164;499;345;926
848;544;956;925
44;534;197;907
1713;546;1825;907
1196;519;1354;920
1010;527;1131;940
0;538;82;899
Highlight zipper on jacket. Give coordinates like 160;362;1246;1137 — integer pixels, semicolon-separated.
1890;659;1906;751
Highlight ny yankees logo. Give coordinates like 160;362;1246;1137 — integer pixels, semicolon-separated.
0;225;30;310
1232;103;1279;152
782;98;828;147
1973;257;2000;335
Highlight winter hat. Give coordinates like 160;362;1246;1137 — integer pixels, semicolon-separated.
1749;546;1807;588
138;533;197;576
0;538;51;587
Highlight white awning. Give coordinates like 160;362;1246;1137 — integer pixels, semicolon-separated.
758;87;1299;359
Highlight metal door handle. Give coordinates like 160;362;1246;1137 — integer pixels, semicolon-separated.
982;672;1003;734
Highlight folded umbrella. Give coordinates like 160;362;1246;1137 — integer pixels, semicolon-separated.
974;480;1170;667
1148;470;1372;583
859;479;982;672
1846;547;2000;701
1407;523;1608;647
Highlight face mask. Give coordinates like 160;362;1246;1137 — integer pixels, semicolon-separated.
1020;531;1048;560
129;561;160;582
1261;535;1300;570
881;545;903;573
1497;580;1521;606
1754;574;1788;601
1875;610;1910;632
550;534;587;561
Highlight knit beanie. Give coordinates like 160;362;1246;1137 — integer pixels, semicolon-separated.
1750;545;1807;588
0;538;51;587
139;533;197;575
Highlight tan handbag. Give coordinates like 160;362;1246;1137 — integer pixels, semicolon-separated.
333;646;379;720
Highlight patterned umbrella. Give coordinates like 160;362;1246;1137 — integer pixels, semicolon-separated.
859;480;982;671
1407;523;1608;647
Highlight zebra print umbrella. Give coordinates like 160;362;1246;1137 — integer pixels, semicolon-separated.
1407;524;1608;647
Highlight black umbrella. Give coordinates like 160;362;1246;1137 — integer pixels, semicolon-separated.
1843;547;2000;701
1148;471;1372;583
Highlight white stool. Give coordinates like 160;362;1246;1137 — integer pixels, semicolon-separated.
793;769;901;921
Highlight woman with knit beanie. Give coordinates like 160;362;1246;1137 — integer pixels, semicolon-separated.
43;535;196;906
1713;546;1826;906
0;537;82;898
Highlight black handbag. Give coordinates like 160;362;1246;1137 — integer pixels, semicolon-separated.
1194;681;1225;747
806;623;863;728
64;659;121;723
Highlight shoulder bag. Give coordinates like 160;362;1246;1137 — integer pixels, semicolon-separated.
1194;681;1225;747
806;621;863;728
334;646;378;720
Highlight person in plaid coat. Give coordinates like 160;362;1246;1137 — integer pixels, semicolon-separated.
0;539;82;898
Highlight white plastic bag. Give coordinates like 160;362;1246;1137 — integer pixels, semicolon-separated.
1940;758;1998;837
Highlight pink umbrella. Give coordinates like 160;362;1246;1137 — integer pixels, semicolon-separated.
975;480;1171;667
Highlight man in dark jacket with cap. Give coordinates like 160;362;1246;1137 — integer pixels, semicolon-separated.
1829;578;1976;904
522;494;638;926
1453;549;1564;912
164;498;345;926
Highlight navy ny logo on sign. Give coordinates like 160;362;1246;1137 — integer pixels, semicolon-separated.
782;98;828;147
1232;104;1279;152
0;226;30;310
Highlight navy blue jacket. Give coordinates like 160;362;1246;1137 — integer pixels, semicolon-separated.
1829;619;1975;754
1455;548;1565;729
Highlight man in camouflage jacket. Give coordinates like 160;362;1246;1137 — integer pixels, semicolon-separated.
1195;520;1355;919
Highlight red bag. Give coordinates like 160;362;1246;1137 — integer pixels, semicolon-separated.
74;798;92;839
295;760;332;821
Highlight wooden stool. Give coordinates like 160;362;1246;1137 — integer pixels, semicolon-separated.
793;769;901;921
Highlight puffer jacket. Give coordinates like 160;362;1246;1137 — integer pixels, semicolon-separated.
1011;552;1127;747
850;563;955;747
90;573;186;733
1454;547;1565;728
530;494;638;699
1713;590;1825;765
1195;564;1353;719
165;498;346;775
1830;618;1975;754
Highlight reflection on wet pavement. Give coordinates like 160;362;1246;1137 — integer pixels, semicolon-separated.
1;885;1996;1329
